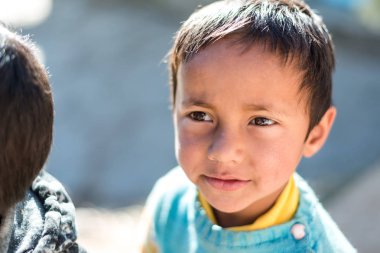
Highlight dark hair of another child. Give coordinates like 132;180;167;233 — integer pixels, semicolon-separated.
0;25;53;215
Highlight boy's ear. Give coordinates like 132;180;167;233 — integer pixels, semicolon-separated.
303;106;337;158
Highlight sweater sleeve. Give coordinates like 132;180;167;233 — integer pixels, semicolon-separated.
137;167;189;253
139;186;160;253
138;205;160;253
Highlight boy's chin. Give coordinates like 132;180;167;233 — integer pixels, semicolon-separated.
199;189;253;214
218;205;249;214
207;198;249;214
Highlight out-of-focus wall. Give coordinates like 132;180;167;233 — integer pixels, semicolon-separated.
3;0;378;207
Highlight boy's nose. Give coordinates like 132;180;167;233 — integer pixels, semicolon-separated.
207;128;244;165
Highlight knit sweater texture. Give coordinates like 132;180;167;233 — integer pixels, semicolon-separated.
143;167;356;253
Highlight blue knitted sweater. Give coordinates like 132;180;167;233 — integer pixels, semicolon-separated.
142;167;356;253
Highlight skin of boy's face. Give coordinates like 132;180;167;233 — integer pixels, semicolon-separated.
173;39;335;226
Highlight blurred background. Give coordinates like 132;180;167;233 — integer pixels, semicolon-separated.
1;0;379;251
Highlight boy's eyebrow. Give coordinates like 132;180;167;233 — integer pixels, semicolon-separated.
181;99;214;109
244;103;290;117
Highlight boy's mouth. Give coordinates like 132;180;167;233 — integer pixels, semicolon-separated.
203;175;251;191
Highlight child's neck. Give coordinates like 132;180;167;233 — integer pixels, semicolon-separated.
213;185;286;228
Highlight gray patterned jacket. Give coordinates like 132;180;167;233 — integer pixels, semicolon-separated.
0;171;86;253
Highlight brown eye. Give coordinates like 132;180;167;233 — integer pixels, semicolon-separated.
250;117;275;126
188;111;212;122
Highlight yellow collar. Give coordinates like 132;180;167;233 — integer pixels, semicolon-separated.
198;175;300;231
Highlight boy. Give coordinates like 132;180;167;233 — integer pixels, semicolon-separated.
140;0;356;252
0;24;85;252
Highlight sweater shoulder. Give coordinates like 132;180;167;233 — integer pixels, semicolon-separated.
294;174;357;253
145;167;194;221
141;167;195;250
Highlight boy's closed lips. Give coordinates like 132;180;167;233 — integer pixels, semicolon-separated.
203;175;251;191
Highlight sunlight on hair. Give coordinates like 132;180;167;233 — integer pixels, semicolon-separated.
0;0;52;28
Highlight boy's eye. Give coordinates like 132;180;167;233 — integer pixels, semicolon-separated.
188;111;212;122
250;117;275;126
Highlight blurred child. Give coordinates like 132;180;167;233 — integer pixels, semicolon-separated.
139;0;356;252
0;24;85;252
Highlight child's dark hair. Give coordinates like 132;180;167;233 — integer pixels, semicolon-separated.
0;25;53;213
169;0;335;132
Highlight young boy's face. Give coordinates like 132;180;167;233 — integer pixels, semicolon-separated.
173;39;332;222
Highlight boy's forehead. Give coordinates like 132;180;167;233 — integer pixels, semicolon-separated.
182;36;303;72
180;38;303;82
177;38;309;113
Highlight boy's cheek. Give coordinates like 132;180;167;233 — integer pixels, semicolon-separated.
176;121;212;148
176;134;211;172
247;141;302;172
176;138;205;164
